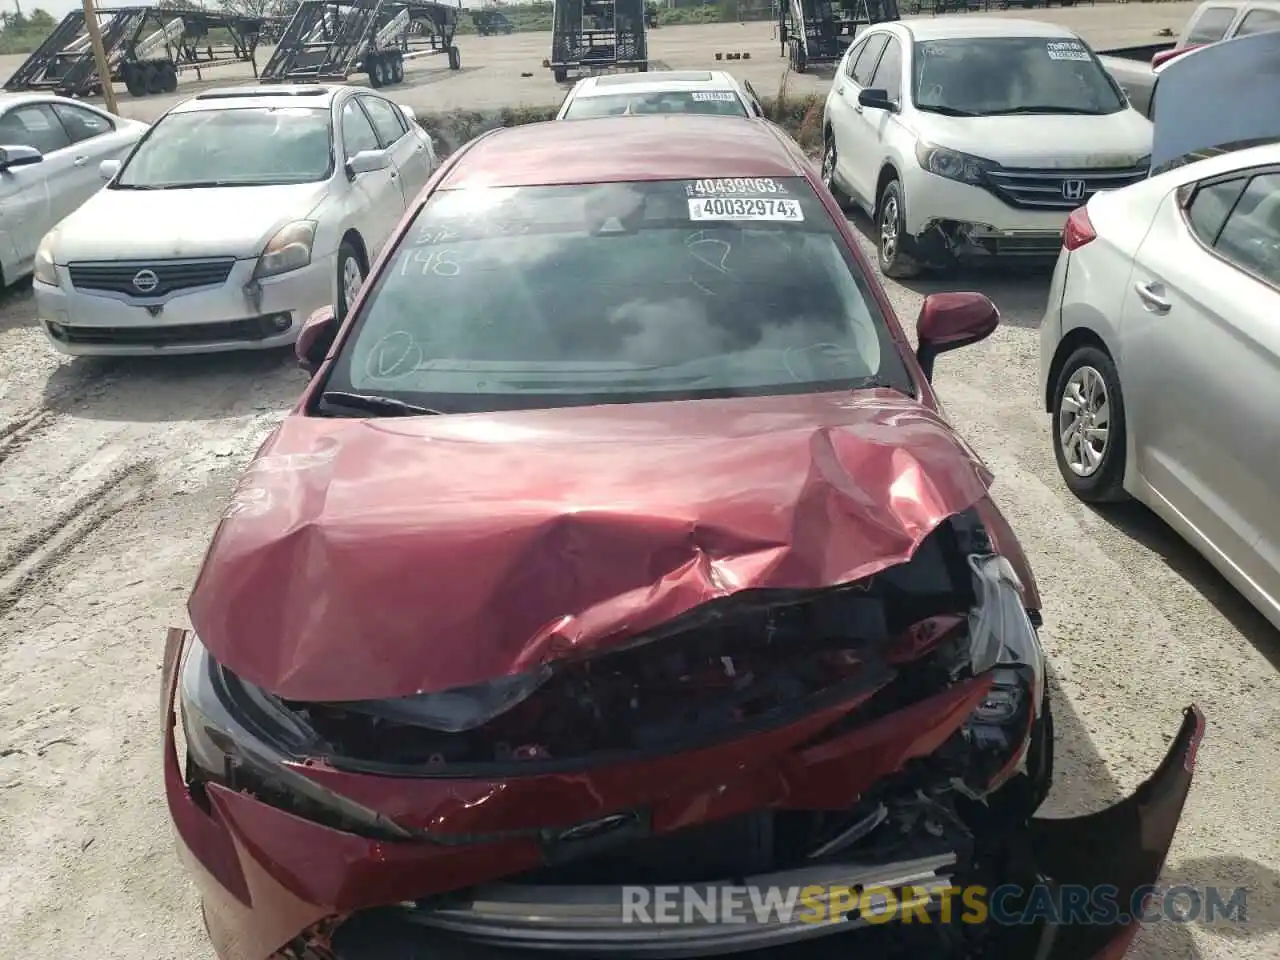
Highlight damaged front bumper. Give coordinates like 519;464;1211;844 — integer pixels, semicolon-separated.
161;621;1204;960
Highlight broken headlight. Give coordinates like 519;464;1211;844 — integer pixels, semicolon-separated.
178;634;412;839
959;553;1048;798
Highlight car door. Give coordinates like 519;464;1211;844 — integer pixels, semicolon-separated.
339;96;405;257
849;34;904;199
1119;167;1280;605
0;103;74;271
359;93;432;200
47;102;122;214
832;31;890;205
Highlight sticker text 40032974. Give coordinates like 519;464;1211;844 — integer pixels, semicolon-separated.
688;196;805;222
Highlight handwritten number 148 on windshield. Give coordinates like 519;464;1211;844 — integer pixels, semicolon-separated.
402;248;461;277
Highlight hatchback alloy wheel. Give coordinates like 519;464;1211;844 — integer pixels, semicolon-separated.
342;255;364;310
1058;364;1110;477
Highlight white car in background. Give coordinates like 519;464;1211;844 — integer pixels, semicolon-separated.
555;70;766;119
0;92;147;287
33;84;436;356
1039;32;1280;631
821;17;1153;278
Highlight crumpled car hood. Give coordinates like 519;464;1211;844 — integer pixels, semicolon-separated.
188;389;995;701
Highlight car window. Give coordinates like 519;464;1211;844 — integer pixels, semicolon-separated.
341;99;381;156
1185;5;1237;43
870;37;903;100
1211;172;1280;286
562;91;749;118
115;106;333;188
852;34;890;86
50;103;114;144
0;104;72;154
842;37;867;79
912;37;1126;116
1185;177;1248;244
1234;7;1280;35
360;95;408;147
320;177;912;414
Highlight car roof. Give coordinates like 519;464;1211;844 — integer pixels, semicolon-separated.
171;84;344;113
439;116;805;190
901;16;1080;41
573;70;738;97
0;91;99;111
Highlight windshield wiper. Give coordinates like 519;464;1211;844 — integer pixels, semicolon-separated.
977;105;1108;116
915;104;981;117
318;391;445;417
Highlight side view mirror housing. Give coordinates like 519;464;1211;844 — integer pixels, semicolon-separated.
397;103;417;125
99;158;121;181
296;305;338;375
857;88;896;112
0;144;43;172
915;292;1000;382
346;148;391;179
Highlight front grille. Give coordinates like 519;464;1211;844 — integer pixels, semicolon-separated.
984;166;1149;211
49;315;289;347
68;257;236;297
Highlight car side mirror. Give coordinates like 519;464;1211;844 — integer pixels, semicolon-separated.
296;306;338;375
99;158;121;181
346;148;391;179
915;292;1000;381
857;88;896;112
397;103;417;125
0;144;42;172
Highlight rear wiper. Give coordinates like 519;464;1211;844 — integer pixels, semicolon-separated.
979;105;1106;116
318;391;444;417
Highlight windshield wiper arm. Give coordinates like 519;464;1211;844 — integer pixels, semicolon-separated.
916;104;981;117
979;105;1106;115
319;391;445;417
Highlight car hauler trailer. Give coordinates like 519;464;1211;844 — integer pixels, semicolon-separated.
548;0;648;83
259;0;461;87
777;0;900;72
3;6;265;98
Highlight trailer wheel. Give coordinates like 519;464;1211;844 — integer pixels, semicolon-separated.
367;55;385;88
160;62;178;93
391;54;405;84
123;64;146;98
553;66;567;83
447;45;461;71
141;64;162;96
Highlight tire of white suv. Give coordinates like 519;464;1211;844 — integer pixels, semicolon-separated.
877;179;922;279
821;132;851;210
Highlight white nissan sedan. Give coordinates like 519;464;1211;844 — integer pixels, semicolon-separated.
33;84;436;356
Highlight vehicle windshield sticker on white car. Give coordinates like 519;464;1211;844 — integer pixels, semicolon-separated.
692;91;738;102
687;196;805;222
1045;40;1091;62
687;178;788;196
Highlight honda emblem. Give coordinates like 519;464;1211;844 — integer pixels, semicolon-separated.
1061;179;1086;202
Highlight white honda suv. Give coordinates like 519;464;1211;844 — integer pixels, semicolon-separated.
821;17;1153;278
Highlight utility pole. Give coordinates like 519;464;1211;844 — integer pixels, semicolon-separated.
80;0;119;115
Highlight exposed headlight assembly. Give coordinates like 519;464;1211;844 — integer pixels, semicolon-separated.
915;142;994;185
33;234;59;287
253;220;317;280
178;634;412;839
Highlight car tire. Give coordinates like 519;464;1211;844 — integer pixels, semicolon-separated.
336;238;366;321
1051;345;1129;503
876;179;922;279
821;131;851;210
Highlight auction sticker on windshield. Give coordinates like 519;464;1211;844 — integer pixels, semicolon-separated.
688;196;805;222
692;91;738;102
1046;40;1091;61
688;178;787;195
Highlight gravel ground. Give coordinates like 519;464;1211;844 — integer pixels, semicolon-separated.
1;7;1278;960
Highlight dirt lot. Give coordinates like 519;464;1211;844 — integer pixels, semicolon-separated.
2;3;1200;119
1;6;1279;960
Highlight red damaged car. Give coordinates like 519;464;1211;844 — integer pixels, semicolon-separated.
162;115;1204;960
